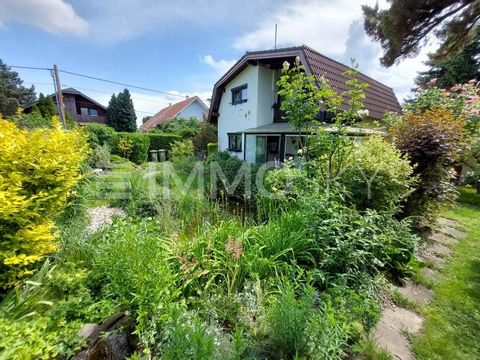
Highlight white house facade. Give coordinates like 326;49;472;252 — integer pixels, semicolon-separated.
208;46;402;164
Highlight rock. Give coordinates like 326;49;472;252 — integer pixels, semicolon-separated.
72;314;138;360
396;280;433;306
429;233;457;246
429;243;452;257
437;217;460;229
420;267;439;283
374;305;423;360
79;323;99;339
440;226;466;239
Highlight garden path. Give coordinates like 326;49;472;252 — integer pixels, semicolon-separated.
86;206;126;234
373;217;466;360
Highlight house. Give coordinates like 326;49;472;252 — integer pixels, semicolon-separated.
24;87;107;125
140;96;209;131
207;45;402;164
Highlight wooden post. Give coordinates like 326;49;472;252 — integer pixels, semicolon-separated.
53;65;67;129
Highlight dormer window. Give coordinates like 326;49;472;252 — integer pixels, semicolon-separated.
231;84;248;105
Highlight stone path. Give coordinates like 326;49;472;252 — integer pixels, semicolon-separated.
372;217;466;360
86;206;126;234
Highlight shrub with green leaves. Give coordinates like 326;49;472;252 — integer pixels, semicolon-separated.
83;123;117;150
341;136;415;211
388;108;465;228
115;132;150;164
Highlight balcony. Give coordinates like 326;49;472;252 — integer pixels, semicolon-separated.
72;114;107;124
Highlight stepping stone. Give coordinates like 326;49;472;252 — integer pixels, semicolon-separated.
438;217;460;229
428;243;452;257
429;233;458;246
396;280;433;306
374;305;423;360
440;226;466;239
417;251;444;268
420;267;440;283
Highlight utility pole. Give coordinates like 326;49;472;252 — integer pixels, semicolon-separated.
52;64;67;129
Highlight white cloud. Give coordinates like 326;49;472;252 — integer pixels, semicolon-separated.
233;0;386;54
201;55;237;75
0;0;89;36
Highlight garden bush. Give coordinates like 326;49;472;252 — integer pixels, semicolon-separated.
207;142;218;155
155;117;200;138
115;132;150;164
82;124;117;150
88;144;110;170
191;122;217;157
0;117;89;289
341;136;415;211
388;108;465;228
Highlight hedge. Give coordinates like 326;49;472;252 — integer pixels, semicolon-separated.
83;124;117;150
146;132;181;153
115;132;150;164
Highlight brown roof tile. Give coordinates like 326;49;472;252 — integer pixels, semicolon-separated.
208;45;401;122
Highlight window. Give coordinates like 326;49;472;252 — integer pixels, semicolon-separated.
228;133;242;152
88;108;98;116
80;107;89;116
231;84;248;105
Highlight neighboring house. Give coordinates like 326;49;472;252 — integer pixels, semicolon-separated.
208;45;402;164
140;96;209;131
24;87;107;125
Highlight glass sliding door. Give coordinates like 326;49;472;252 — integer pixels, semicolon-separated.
255;136;267;164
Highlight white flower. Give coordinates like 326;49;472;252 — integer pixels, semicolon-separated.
356;109;369;117
282;61;290;69
297;148;303;155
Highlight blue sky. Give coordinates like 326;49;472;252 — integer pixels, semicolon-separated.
0;0;437;124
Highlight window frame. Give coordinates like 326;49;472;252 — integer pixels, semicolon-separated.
88;108;98;117
231;84;248;105
228;133;242;152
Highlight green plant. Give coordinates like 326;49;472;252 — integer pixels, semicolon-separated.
83;123;117;150
192;122;217;157
264;283;317;358
341;136;415;211
171;139;195;159
116;132;150;164
0;118;89;289
89;144;111;169
207;142;218;155
106;89;137;132
155;117;200;138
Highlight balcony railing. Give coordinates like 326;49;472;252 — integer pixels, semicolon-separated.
72;114;107;124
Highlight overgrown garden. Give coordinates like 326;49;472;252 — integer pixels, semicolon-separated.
0;58;479;359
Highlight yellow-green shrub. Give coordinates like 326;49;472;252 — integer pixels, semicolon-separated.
0;117;89;289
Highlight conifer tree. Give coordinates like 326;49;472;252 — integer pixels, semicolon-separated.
107;89;136;132
37;93;57;120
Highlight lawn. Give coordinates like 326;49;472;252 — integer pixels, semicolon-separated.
412;188;480;359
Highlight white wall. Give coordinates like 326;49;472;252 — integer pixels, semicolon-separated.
177;100;207;121
217;65;259;158
256;65;275;127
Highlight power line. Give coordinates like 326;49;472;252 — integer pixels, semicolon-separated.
9;64;189;99
59;69;187;98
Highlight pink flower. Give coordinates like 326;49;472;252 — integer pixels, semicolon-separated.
428;78;437;85
468;79;477;84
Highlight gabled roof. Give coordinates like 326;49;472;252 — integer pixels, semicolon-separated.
140;96;208;131
24;87;107;110
208;45;402;122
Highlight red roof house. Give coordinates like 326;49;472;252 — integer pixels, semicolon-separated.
140;96;208;131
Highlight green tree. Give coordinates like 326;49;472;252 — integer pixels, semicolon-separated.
156;117;200;137
107;89;136;132
142;115;152;124
0;59;36;116
363;1;480;66
415;29;480;88
37;93;57;120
